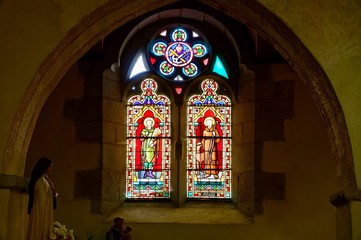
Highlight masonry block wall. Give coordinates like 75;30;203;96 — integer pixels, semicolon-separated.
254;65;294;213
100;67;123;213
236;65;256;217
63;59;123;214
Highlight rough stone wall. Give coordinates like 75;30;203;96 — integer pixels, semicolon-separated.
254;66;294;213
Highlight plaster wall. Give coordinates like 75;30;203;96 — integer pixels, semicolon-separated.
258;0;361;185
261;64;337;239
256;2;361;237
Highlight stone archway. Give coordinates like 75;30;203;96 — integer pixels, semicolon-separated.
4;0;355;238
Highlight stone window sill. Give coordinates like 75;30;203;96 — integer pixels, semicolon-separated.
103;201;252;224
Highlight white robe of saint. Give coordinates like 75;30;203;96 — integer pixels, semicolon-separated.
27;176;54;240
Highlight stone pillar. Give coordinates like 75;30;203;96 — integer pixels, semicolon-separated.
100;65;124;213
0;174;28;240
254;64;293;213
330;189;361;240
235;65;256;217
66;61;124;214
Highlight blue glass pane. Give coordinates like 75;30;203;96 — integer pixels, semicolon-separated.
212;56;228;79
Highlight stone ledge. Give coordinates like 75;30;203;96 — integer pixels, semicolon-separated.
103;201;252;224
329;189;361;207
0;174;28;192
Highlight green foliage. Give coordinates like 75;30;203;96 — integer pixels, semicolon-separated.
87;232;96;240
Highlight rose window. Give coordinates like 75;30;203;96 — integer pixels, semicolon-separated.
147;25;211;81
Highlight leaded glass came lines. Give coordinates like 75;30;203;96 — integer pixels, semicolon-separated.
126;78;171;199
187;79;232;199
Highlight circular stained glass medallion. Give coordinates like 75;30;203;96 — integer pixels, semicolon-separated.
147;24;211;82
165;42;193;67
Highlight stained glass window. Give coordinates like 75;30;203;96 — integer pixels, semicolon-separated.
187;79;232;199
126;78;171;199
129;53;149;79
146;24;211;82
212;56;229;79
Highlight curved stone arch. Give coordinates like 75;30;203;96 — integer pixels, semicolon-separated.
5;0;355;194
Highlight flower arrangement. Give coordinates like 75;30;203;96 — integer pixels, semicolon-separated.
49;221;75;240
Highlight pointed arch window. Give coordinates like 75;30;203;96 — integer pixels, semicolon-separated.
123;20;235;202
126;78;171;199
187;79;232;199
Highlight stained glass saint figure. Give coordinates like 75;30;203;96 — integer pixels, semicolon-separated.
126;78;171;198
187;79;232;198
197;116;221;179
141;117;161;179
